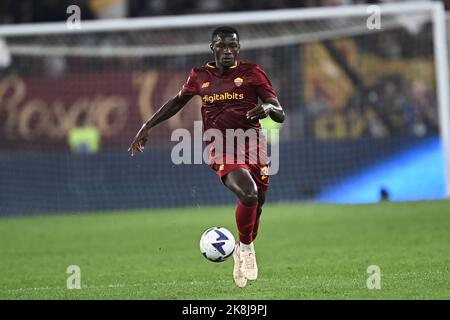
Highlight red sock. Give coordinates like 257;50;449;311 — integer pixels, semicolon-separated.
235;201;257;244
252;217;260;241
251;207;262;241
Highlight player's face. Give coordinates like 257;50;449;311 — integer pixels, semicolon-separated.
210;33;240;68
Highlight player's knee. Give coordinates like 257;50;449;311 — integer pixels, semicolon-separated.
239;189;258;207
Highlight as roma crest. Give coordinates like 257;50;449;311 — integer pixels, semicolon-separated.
234;77;243;87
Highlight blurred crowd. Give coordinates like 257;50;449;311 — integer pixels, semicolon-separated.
1;0;449;24
0;0;442;141
302;74;439;139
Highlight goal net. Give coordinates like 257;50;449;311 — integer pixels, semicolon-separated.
0;2;449;214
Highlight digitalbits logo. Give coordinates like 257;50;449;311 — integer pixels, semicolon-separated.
170;121;280;175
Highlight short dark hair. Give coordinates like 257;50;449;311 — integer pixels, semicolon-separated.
211;26;239;42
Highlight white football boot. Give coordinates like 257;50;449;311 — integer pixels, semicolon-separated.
233;243;247;288
240;242;258;281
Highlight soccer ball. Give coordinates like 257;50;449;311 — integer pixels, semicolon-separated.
199;227;235;263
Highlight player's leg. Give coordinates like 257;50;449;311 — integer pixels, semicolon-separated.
223;167;258;244
223;168;258;281
252;189;266;241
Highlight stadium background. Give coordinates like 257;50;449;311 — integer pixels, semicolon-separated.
0;0;448;215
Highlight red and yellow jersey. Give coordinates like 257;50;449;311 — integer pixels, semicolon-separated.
180;61;277;133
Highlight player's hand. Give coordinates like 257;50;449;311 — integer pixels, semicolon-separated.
128;125;148;156
246;103;273;120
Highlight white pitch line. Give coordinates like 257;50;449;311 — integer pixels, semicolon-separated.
1;279;249;294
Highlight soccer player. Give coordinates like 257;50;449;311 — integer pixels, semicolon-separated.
128;26;285;288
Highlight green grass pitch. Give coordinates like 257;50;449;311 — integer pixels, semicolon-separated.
1;200;449;299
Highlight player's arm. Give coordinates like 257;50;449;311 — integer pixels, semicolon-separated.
128;93;193;156
246;96;285;123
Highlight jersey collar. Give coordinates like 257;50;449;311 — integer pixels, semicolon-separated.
206;61;239;69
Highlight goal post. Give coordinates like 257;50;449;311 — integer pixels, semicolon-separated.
432;1;450;197
0;2;449;214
